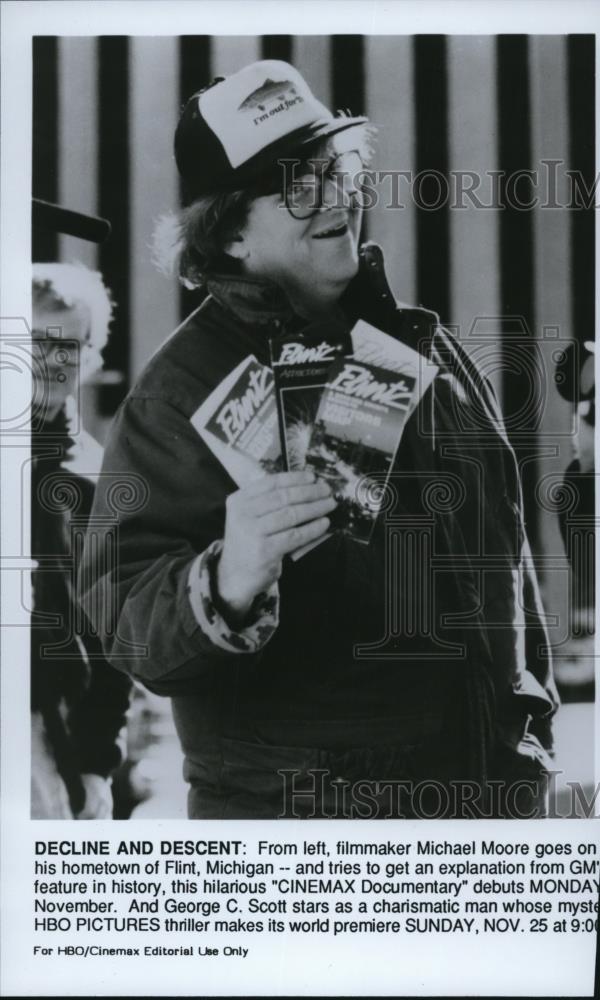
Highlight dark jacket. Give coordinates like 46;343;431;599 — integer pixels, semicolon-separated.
31;411;132;815
79;243;558;817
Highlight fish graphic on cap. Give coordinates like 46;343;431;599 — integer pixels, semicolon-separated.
239;79;298;112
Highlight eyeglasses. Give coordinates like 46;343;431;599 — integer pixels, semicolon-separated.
282;150;366;220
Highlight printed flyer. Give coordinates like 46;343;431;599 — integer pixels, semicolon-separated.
190;354;282;483
270;321;352;470
305;358;417;541
0;1;598;998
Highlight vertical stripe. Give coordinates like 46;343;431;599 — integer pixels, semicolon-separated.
530;37;571;357
97;36;130;410
211;36;260;78
364;36;416;304
32;37;58;262
497;37;535;354
331;36;366;239
294;36;332;108
261;36;293;63
530;36;572;617
57;37;98;269
178;36;212;322
331;36;365;115
179;34;211;106
497;35;537;540
568;35;595;347
447;36;499;383
130;37;179;379
414;35;450;323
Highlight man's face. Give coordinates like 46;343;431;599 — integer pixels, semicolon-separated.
235;133;365;313
32;301;90;422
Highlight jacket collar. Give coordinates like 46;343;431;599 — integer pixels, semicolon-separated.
204;243;438;359
205;271;297;327
340;241;438;360
205;265;357;332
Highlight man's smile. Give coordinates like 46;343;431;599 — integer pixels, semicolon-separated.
312;214;353;240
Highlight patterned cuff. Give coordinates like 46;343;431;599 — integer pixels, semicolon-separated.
187;540;279;654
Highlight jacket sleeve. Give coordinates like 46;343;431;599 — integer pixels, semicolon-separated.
433;324;559;749
78;394;279;694
519;535;560;751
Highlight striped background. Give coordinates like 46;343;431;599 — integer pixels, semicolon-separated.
32;34;595;636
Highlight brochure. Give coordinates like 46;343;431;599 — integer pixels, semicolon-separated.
305;358;418;541
269;321;352;470
189;354;282;485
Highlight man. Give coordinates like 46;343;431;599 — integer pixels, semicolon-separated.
31;262;131;818
80;60;558;819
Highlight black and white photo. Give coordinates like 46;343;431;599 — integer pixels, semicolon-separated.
1;2;598;996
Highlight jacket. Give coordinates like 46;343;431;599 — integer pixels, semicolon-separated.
31;410;132;815
79;243;558;817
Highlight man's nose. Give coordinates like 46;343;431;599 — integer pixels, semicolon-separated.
320;169;360;211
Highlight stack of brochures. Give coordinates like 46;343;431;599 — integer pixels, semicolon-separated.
191;319;438;546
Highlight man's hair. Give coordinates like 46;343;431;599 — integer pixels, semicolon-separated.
154;122;377;290
32;263;113;381
153;189;252;290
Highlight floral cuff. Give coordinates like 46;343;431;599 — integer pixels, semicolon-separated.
187;539;279;654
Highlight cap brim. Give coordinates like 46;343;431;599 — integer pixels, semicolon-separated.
178;111;371;201
293;115;370;149
228;115;370;191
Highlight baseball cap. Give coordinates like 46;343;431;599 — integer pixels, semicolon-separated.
175;60;368;200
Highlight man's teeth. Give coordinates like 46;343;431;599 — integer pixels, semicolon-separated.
314;222;347;238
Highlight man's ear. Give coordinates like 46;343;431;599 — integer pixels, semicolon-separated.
224;232;249;261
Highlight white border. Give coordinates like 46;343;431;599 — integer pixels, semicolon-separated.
1;2;599;997
3;0;600;36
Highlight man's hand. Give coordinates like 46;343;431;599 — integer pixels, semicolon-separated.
76;774;113;819
217;470;335;620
